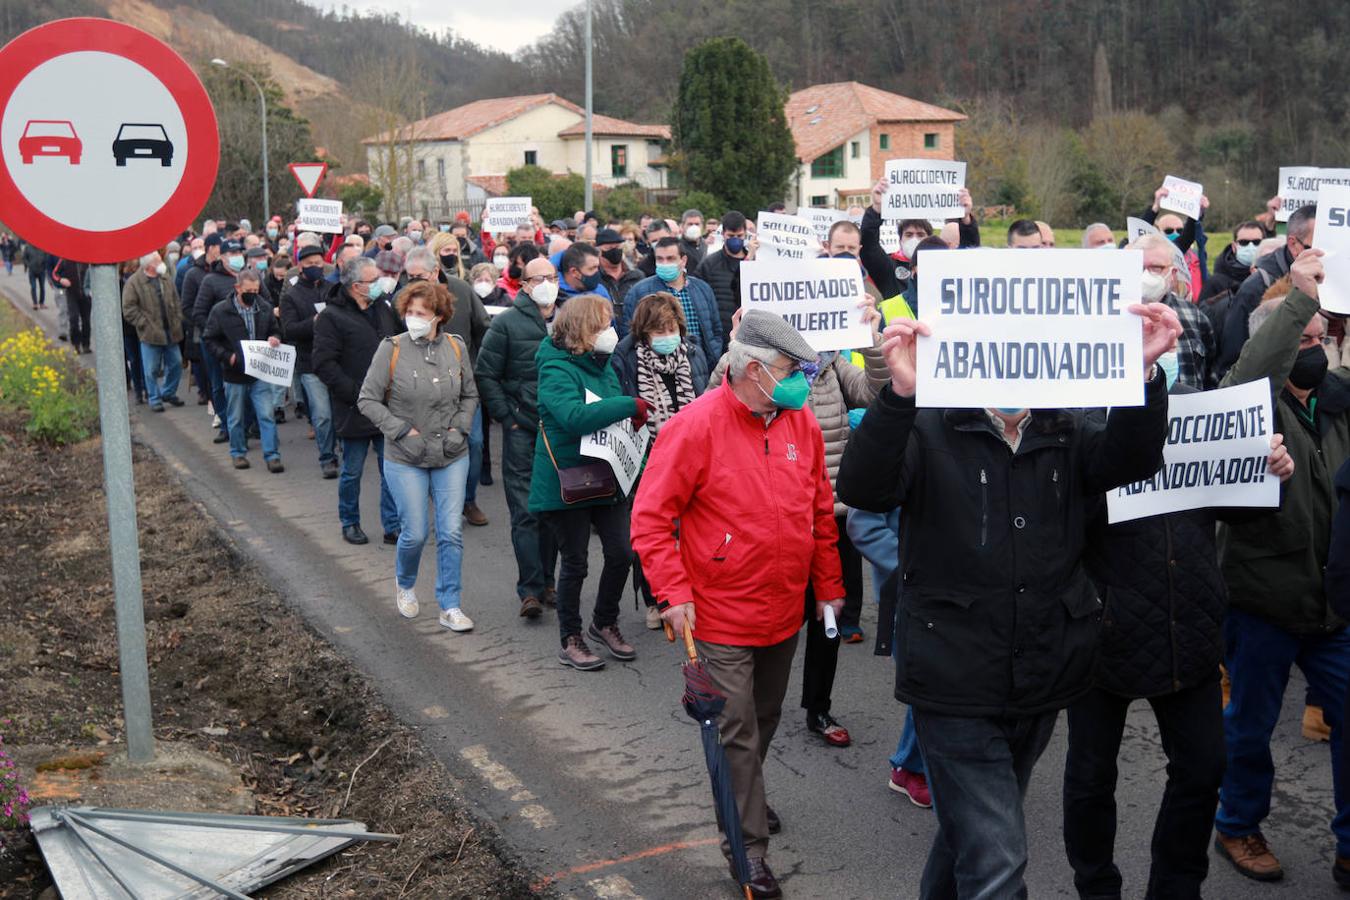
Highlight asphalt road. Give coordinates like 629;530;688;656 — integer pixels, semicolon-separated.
5;271;1345;898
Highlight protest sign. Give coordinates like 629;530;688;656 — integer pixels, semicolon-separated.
240;340;297;387
313;301;326;313
914;249;1145;409
739;257;872;353
1159;175;1203;220
1277;167;1350;221
878;222;900;254
296;198;342;234
756;211;819;260
1314;183;1350;315
1106;380;1277;523
801;207;846;245
1126;217;1157;243
579;390;651;496
881;159;966;221
484;305;509;317
482;196;532;233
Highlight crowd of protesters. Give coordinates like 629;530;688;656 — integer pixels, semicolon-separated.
7;176;1350;899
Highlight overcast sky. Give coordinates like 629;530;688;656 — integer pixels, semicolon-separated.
301;1;577;53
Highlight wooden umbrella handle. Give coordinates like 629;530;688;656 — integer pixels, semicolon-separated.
682;620;698;661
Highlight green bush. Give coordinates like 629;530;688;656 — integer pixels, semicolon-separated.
0;329;98;445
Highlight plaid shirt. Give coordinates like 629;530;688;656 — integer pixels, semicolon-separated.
1163;293;1217;390
672;284;700;339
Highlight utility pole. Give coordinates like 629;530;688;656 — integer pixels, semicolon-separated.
584;0;593;212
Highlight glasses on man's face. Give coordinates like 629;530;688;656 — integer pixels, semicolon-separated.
1236;238;1261;247
1162;227;1182;236
1145;263;1171;275
525;273;558;285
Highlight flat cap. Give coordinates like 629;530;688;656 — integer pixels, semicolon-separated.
373;224;397;239
735;309;817;364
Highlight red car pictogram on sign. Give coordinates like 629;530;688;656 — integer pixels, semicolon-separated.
19;119;81;164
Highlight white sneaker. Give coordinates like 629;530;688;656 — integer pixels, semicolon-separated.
395;581;419;618
439;608;473;632
211;412;221;428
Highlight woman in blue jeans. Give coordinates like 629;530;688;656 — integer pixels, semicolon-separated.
358;280;478;632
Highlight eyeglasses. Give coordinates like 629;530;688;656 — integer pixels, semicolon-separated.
1161;227;1182;236
525;273;558;285
1235;238;1261;247
1144;263;1171;275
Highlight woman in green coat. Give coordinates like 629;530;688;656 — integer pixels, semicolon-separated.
530;293;651;671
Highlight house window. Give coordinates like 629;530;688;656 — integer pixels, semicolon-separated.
437;158;445;181
850;141;860;159
810;145;844;178
810;195;829;207
611;144;628;178
924;132;939;150
416;159;426;179
879;133;890;150
524;149;537;166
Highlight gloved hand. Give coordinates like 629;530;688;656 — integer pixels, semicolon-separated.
631;396;651;429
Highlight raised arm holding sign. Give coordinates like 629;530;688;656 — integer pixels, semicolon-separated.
881;159;967;221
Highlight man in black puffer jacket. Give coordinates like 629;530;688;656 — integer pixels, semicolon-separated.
280;244;339;479
312;255;404;546
695;210;750;346
837;303;1179;900
1063;380;1294;900
1199;220;1266;333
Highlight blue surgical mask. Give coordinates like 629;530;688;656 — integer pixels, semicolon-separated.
1166;231;1180;243
1157;351;1180;389
1235;244;1258;267
655;262;680;283
650;334;681;355
725;236;746;255
995;407;1026;415
226;255;244;271
367;280;385;300
254;259;268;271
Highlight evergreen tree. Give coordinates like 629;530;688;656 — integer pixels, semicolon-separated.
671;37;796;214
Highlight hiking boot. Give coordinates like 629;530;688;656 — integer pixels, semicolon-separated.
519;596;543;619
232;456;250;469
588;623;636;661
1215;832;1283;882
541;586;557;608
463;502;488;527
266;458;284;474
645;605;663;630
841;624;865;643
889;767;932;808
395;581;419;618
558;635;604;671
439;608;474;632
321;460;339;479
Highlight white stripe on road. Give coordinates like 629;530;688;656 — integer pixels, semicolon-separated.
460;744;556;829
586;874;644;899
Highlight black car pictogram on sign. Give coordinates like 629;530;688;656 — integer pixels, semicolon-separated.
113;123;173;166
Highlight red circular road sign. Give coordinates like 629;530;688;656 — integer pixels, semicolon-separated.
0;18;219;263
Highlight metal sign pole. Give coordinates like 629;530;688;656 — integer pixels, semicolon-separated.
90;263;155;762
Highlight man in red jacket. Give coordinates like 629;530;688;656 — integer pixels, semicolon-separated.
632;309;845;899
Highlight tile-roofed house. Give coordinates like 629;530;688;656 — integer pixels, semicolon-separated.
363;95;671;223
786;81;966;211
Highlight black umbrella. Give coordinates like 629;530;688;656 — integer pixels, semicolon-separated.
668;620;753;900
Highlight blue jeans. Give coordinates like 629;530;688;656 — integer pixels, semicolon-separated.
384;456;469;611
338;434;399;533
913;709;1058;900
200;338;228;436
140;342;182;405
465;407;483;504
1216;607;1350;855
224;380;278;460
299;374;336;465
846;507;925;776
123;331;145;396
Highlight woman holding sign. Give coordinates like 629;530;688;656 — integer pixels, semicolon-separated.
530;293;649;671
357;280;478;633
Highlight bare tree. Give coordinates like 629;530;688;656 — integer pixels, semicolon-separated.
352;47;430;221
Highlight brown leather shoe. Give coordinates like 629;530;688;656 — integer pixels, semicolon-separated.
1215;832;1283;881
730;857;782;899
463;501;488;527
588;623;636;661
232;456;250;469
519;596;543;619
541;586;557;608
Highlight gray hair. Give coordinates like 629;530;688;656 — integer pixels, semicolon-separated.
1169;243;1191;300
1248;297;1285;336
235;267;262;288
1082;223;1112;248
341;255;377;288
296;231;322;248
140;251;161;268
1127;233;1172;255
391;236;414;255
726;339;780;378
404;246;436;274
1289;205;1316;241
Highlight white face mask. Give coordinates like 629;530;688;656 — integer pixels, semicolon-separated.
377;275;398;295
1141;270;1169;303
592;326;619;354
684;224;702;242
530;279;558;307
154;262;167;276
901;236;921;259
473;280;494;299
493;255;509;269
405;314;434;340
409;230;423;242
192;248;205;260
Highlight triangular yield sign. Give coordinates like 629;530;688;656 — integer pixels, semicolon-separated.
288;162;328;198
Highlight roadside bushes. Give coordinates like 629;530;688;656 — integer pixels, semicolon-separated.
0;329;98;444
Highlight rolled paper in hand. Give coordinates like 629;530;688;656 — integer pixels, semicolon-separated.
823;604;839;640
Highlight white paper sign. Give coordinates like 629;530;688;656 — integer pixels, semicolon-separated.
1159;175;1203;220
1126;217;1158;244
484;305;509;317
240;340;297;386
1106;380;1278;523
801;207;846;245
739;258;873;353
756;212;818;260
579;389;651;496
882;159;966;221
313;301;326;313
482;196;532;233
1314;184;1350;315
296;198;343;234
1277;167;1350;222
915;249;1145;409
878;222;901;254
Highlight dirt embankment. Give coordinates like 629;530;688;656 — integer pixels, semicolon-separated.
0;413;542;898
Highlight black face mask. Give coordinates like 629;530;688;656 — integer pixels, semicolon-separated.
601;246;625;265
301;264;324;282
508;264;522;280
1289;345;1329;389
440;253;458;270
238;291;257;305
